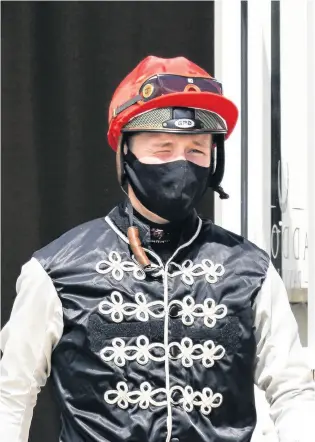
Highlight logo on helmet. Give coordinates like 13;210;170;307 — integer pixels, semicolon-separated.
142;84;154;99
174;119;195;129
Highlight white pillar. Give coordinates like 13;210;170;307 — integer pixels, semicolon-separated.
247;0;271;252
214;0;241;235
307;0;315;352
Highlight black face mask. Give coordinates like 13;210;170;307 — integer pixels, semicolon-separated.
124;150;210;222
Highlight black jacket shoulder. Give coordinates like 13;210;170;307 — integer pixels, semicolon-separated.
200;218;270;276
32;217;110;271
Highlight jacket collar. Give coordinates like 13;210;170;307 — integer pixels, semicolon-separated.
107;199;200;250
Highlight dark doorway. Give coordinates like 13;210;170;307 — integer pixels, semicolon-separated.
1;2;215;441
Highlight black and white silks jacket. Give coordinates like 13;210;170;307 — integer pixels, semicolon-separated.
1;202;314;442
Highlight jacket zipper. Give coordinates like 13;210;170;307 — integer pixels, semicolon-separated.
144;218;202;442
105;214;202;442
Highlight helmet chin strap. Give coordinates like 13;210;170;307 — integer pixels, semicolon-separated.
116;136;153;270
209;135;229;199
213;185;229;199
125;192;154;271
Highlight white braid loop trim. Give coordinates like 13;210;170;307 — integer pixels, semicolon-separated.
100;335;226;368
104;382;223;415
168;295;227;327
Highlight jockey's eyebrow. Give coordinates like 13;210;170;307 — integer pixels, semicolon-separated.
152;141;174;148
192;140;210;148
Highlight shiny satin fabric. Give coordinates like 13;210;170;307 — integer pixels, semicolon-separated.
33;203;269;442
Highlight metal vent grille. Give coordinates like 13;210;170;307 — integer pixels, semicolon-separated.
124;108;172;129
123;107;227;133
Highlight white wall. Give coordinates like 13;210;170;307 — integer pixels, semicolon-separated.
214;0;315;439
214;0;314;349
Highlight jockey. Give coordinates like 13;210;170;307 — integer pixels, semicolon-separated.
1;56;314;442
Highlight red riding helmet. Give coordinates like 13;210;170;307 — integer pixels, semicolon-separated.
107;56;238;151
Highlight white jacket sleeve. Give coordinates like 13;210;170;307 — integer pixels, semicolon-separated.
0;257;64;442
253;261;315;442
